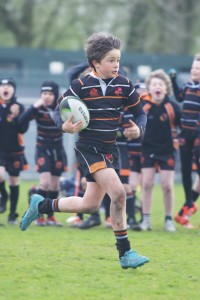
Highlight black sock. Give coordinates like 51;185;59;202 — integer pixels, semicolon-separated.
9;185;19;215
0;181;8;198
38;198;55;214
103;194;111;219
126;192;136;222
114;229;131;258
47;191;59;217
192;190;199;202
183;196;194;208
91;211;100;218
38;188;48;198
165;215;172;221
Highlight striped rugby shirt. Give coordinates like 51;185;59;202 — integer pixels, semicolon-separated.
117;109;142;156
54;71;146;146
172;80;200;132
19;104;63;148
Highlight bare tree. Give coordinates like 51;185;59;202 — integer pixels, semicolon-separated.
0;0;199;54
0;0;35;46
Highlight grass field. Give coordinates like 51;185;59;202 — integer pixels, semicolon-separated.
0;181;199;300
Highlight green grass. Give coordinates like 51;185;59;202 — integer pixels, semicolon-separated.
0;182;199;300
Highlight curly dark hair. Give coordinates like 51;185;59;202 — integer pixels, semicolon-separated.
84;32;121;68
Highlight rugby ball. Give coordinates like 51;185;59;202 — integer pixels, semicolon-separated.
59;96;90;130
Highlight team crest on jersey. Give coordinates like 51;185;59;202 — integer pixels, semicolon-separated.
90;88;99;97
14;161;20;169
104;154;114;163
55;161;62;169
167;158;174;167
7;114;14;122
194;138;200;147
160;113;168;122
37;157;45;166
179;138;185;146
114;87;123;96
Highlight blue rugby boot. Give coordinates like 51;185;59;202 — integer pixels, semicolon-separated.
120;250;149;269
20;194;44;231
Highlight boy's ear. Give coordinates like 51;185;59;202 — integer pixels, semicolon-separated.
92;60;99;68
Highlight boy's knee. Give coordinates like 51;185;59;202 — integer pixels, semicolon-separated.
111;189;126;206
162;183;173;193
143;182;153;191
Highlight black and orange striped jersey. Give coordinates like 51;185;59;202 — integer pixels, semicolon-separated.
19;104;63;149
0;96;28;153
171;79;200;133
116;108;142;156
54;71;146;147
141;93;181;156
117;108;134;143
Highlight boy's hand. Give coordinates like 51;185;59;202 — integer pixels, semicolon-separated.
168;68;177;79
61;115;83;133
10;104;20;117
123;120;140;140
33;98;45;109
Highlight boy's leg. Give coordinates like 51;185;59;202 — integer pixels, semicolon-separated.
0;166;8;213
93;168;149;268
140;168;155;231
160;170;176;232
20;181;104;231
8;185;19;224
8;175;20;224
20;168;149;268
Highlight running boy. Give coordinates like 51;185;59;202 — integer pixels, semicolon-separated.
20;32;149;269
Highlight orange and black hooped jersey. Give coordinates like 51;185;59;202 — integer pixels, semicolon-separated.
19;105;63;148
117;108;134;143
116;108;142;155
171;79;200;132
0;97;28;153
54;71;146;147
141;93;181;156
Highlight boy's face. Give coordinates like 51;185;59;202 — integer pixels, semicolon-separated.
93;49;121;79
191;60;200;82
148;77;167;103
0;84;15;101
41;91;55;106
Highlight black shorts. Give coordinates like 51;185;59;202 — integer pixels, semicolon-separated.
35;146;68;176
75;143;119;182
141;153;175;171
129;155;141;173
117;142;130;184
0;152;29;176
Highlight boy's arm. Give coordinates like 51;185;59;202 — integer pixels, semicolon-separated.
172;101;182;128
123;83;147;139
16;104;31;133
53;105;82;134
124;107;147;140
53;79;82;133
168;70;184;102
18;105;37;127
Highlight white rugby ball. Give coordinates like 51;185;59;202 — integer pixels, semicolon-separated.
59;96;90;130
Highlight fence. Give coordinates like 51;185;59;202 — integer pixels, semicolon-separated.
0;47;191;181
